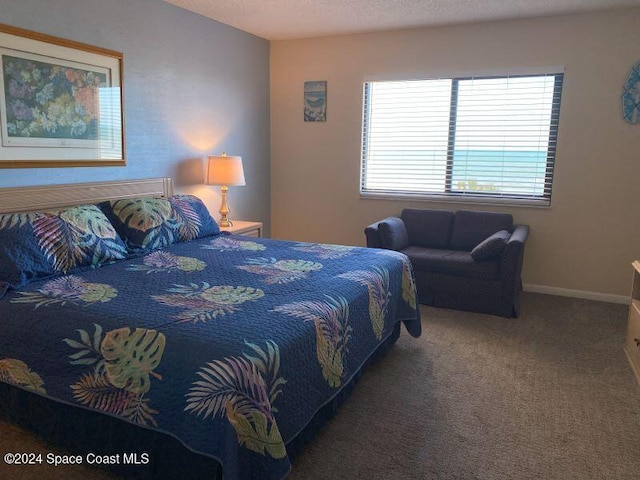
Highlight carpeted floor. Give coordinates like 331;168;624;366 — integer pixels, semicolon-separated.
2;292;639;479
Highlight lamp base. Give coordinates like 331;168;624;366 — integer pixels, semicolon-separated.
219;216;233;228
218;185;233;228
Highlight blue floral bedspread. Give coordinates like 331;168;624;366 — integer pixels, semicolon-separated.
0;234;421;479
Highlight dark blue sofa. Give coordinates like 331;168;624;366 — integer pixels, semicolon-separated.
365;209;529;318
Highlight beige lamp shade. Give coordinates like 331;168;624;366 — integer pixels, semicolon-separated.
206;153;245;228
206;154;246;186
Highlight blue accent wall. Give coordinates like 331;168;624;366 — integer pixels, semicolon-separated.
0;0;271;233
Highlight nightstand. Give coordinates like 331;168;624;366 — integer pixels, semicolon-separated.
625;260;640;386
219;220;263;238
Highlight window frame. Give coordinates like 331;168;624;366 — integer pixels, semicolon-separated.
359;70;564;207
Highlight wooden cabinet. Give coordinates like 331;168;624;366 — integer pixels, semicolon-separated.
625;261;640;386
219;220;263;238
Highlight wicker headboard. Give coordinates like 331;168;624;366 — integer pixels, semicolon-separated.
0;177;174;214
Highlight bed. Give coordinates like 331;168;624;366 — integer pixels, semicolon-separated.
0;178;421;480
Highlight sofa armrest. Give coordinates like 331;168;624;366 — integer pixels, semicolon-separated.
507;224;529;249
365;221;383;248
500;224;529;292
378;217;410;251
365;216;409;250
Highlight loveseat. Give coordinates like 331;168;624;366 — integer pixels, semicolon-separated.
365;209;529;318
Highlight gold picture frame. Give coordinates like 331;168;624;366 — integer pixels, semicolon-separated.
0;23;125;168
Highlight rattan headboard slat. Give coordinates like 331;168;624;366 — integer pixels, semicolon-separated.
0;177;174;214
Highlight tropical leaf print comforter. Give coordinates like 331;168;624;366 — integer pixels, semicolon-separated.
0;234;421;480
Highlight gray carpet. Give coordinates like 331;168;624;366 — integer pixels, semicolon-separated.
2;293;639;479
288;293;640;480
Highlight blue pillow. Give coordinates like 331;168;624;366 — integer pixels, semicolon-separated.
470;230;511;261
0;205;127;296
99;194;220;254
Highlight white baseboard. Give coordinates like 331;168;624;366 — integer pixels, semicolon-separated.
523;284;630;305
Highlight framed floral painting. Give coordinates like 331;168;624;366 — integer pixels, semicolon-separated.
0;24;124;168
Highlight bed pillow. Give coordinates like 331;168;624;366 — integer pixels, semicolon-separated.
470;230;511;261
99;194;220;254
0;205;127;295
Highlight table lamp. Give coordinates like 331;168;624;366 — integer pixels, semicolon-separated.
206;153;245;227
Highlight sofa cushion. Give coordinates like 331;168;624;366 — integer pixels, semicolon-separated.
378;217;410;251
449;210;513;251
470;230;511;261
401;246;500;280
401;209;454;249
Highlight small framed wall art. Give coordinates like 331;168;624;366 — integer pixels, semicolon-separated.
304;81;326;122
0;23;125;168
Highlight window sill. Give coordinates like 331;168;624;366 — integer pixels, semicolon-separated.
359;192;551;208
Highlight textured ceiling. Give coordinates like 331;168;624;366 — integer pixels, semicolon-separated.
163;0;640;40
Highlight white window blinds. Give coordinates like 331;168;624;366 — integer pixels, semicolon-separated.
361;72;563;205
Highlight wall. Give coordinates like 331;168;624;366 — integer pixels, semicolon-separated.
271;8;640;300
0;0;271;234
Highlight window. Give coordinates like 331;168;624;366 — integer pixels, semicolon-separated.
360;72;563;206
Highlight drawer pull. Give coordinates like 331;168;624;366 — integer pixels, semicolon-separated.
635;338;640;348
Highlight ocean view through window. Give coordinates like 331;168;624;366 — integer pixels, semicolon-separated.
360;72;563;206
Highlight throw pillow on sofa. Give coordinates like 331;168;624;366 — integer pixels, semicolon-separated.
470;230;511;261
